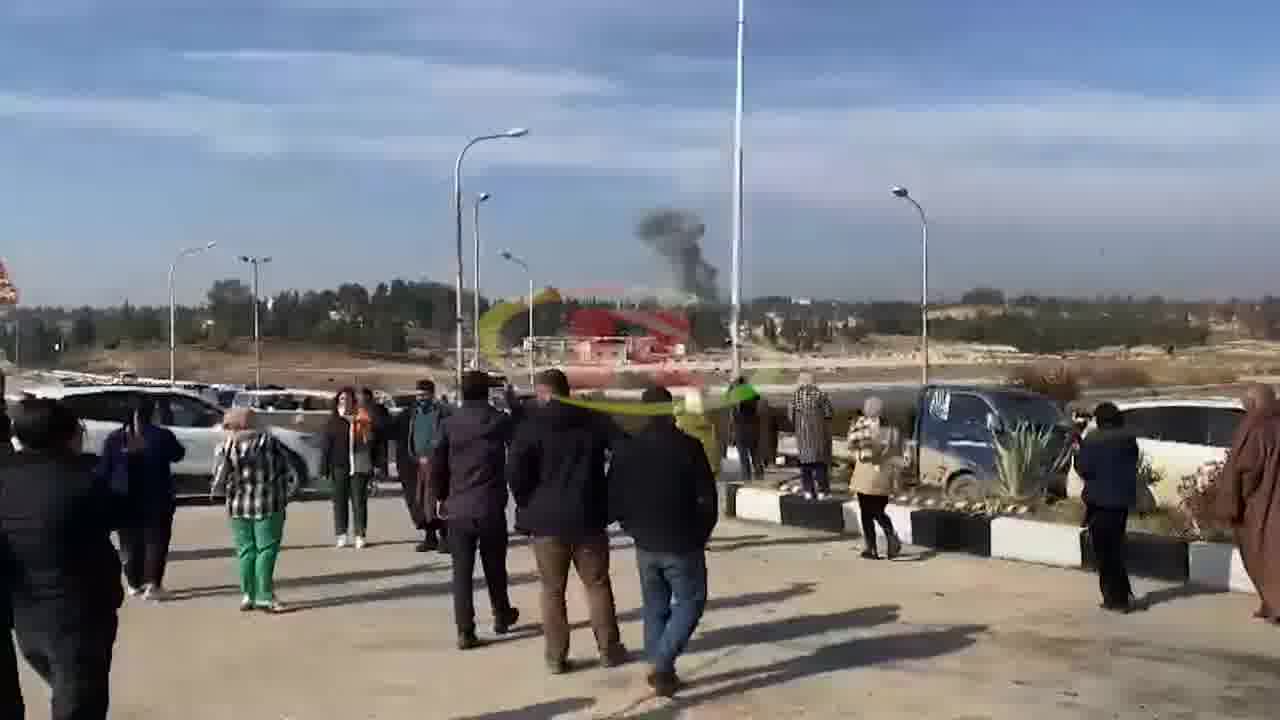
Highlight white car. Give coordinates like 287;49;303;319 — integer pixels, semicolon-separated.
17;385;326;496
1071;397;1242;508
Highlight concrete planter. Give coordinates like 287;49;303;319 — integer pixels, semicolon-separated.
779;494;848;533
1082;530;1189;582
1188;541;1256;594
990;517;1084;568
841;500;915;545
734;487;783;525
911;509;992;557
720;482;741;518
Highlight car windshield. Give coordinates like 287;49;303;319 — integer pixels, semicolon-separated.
990;393;1067;428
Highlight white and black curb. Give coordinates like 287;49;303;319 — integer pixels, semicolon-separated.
720;484;1254;595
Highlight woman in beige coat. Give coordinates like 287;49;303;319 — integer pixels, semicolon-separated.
847;397;903;559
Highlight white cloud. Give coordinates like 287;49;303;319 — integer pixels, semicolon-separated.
1;49;1278;227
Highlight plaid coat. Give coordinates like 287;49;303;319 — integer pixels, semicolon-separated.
789;384;834;464
211;430;304;520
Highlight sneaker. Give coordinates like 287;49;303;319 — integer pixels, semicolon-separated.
817;492;831;500
860;549;881;560
256;599;288;614
354;536;367;550
142;585;168;602
239;595;254;612
335;534;350;549
494;607;520;635
546;658;570;675
649;670;680;698
804;492;817;501
126;585;143;598
457;632;481;651
886;534;903;560
601;644;630;668
415;536;437;553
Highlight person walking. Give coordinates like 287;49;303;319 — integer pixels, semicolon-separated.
789;373;834;500
430;371;521;649
210;408;303;613
508;369;628;674
1217;384;1280;622
95;394;185;601
322;387;374;549
1075;401;1140;613
609;386;717;697
1;397;125;719
396;379;450;553
848;397;903;560
359;388;392;480
728;377;760;481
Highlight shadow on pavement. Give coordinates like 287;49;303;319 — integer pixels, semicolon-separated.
170;563;445;600
633;622;987;718
168;539;420;563
1139;583;1225;610
294;571;540;611
690;604;902;654
451;697;595;720
707;534;847;553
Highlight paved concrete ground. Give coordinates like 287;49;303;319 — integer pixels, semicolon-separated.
16;498;1280;719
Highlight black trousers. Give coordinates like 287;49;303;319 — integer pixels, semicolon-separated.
448;517;512;635
735;424;758;480
857;493;897;553
15;615;118;720
119;505;175;590
1087;505;1132;607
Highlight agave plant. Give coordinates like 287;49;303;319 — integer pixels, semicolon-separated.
992;422;1068;501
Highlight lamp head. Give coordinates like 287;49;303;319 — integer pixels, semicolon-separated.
891;186;910;199
238;255;250;263
504;128;530;138
499;251;513;261
205;241;218;249
477;192;491;202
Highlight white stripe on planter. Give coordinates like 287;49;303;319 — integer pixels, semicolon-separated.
1188;541;1257;594
734;487;783;525
990;517;1082;568
840;501;863;538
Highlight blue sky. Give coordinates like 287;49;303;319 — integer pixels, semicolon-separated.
2;1;1278;306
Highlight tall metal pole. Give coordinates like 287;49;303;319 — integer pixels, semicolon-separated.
169;242;215;386
472;193;490;369
527;276;535;388
453;130;527;400
729;0;746;379
252;261;261;388
919;207;929;385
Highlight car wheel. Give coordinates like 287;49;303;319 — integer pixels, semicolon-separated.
946;472;986;501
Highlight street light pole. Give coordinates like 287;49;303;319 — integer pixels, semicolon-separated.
239;255;273;388
500;250;535;388
472;192;491;369
169;241;217;386
730;0;746;379
891;186;929;385
453;128;528;399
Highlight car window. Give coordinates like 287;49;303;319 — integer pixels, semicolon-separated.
1204;407;1244;448
157;394;222;428
1120;406;1208;445
948;394;992;427
61;392;135;424
990;394;1066;427
231;394;255;409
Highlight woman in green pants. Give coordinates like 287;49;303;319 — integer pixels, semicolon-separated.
211;408;303;613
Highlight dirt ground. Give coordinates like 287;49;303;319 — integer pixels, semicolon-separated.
14;498;1279;719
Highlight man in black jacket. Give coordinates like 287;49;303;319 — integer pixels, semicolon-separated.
1076;401;1139;614
609;385;717;697
507;368;627;674
1;397;125;719
431;372;520;649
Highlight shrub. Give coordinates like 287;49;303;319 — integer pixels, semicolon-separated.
1177;455;1233;542
993;422;1069;501
1078;361;1153;389
1006;363;1081;406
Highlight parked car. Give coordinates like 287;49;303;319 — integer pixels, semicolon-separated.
907;385;1075;500
15;385;326;497
1069;397;1243;508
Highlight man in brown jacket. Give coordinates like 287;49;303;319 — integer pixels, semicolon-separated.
1218;383;1280;621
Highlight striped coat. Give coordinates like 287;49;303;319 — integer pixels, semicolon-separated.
789;384;834;464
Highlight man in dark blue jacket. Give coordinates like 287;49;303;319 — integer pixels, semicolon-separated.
609;385;717;697
431;372;521;650
96;394;185;601
1075;402;1139;613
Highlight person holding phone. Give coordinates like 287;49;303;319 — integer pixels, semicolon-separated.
96;394;185;602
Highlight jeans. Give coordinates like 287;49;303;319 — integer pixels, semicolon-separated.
800;463;830;496
331;470;369;536
15;615;117;720
735;425;758;481
636;549;708;675
118;504;175;590
1087;505;1132;607
531;535;622;664
449;517;513;634
857;493;897;553
230;512;286;604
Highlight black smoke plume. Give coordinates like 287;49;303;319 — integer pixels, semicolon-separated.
635;209;719;301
